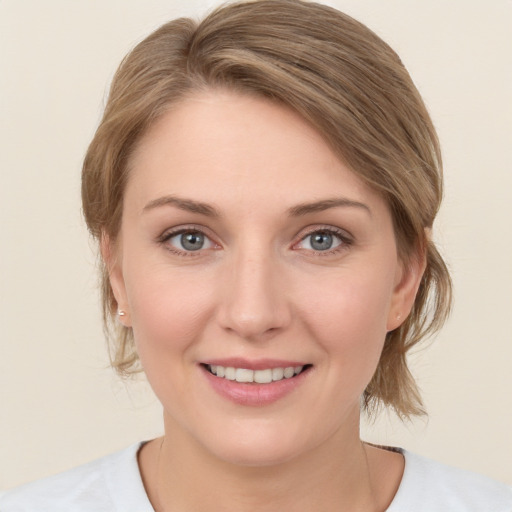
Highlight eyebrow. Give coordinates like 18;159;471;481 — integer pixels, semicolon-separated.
287;198;371;217
142;195;220;217
142;195;371;218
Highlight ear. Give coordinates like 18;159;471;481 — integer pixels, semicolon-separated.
386;240;427;332
101;232;132;327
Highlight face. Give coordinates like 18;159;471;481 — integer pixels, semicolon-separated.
108;91;421;466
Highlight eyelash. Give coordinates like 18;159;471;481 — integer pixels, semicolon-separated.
157;225;353;257
157;225;218;257
294;226;353;256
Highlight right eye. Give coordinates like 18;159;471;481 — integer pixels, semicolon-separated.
162;229;216;254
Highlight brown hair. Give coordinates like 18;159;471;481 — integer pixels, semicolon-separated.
82;0;452;419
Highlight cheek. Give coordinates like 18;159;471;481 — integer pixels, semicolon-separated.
125;265;215;363
297;269;394;370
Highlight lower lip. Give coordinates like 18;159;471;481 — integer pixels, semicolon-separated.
201;365;310;406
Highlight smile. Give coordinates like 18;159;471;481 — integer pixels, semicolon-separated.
206;365;307;383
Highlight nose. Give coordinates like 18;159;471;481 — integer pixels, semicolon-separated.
217;246;292;341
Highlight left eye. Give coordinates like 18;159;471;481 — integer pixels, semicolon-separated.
168;231;214;252
297;230;344;251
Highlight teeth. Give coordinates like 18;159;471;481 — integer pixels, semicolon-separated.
254;369;272;384
208;365;305;383
235;368;253;383
283;367;295;379
225;367;236;380
272;367;284;380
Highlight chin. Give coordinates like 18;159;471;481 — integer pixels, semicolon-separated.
210;438;301;468
194;417;322;468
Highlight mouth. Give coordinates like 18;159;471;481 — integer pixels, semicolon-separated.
203;364;312;384
200;360;312;405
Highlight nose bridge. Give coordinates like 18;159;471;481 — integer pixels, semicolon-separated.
219;240;290;339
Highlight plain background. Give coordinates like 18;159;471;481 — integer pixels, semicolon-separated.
1;0;511;490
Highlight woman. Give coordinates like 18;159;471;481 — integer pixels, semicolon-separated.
2;0;511;510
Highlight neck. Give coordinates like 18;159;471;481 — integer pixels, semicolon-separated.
143;413;389;512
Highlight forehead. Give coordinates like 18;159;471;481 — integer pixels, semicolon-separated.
125;91;386;216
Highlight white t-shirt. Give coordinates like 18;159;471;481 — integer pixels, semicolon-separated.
1;443;511;511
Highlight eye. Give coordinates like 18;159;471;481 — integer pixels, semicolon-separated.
164;229;216;253
295;229;348;252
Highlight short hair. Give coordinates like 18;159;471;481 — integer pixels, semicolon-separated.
82;0;452;419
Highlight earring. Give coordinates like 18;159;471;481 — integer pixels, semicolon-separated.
118;309;126;317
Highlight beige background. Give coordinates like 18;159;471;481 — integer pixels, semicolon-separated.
1;0;511;490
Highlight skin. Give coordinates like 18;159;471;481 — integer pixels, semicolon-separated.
106;91;424;511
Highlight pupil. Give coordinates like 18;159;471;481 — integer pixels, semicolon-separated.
311;232;332;251
181;232;204;251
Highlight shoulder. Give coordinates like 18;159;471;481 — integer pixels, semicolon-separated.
388;449;512;512
0;443;153;512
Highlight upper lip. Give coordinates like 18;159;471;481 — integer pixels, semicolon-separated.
200;358;309;371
